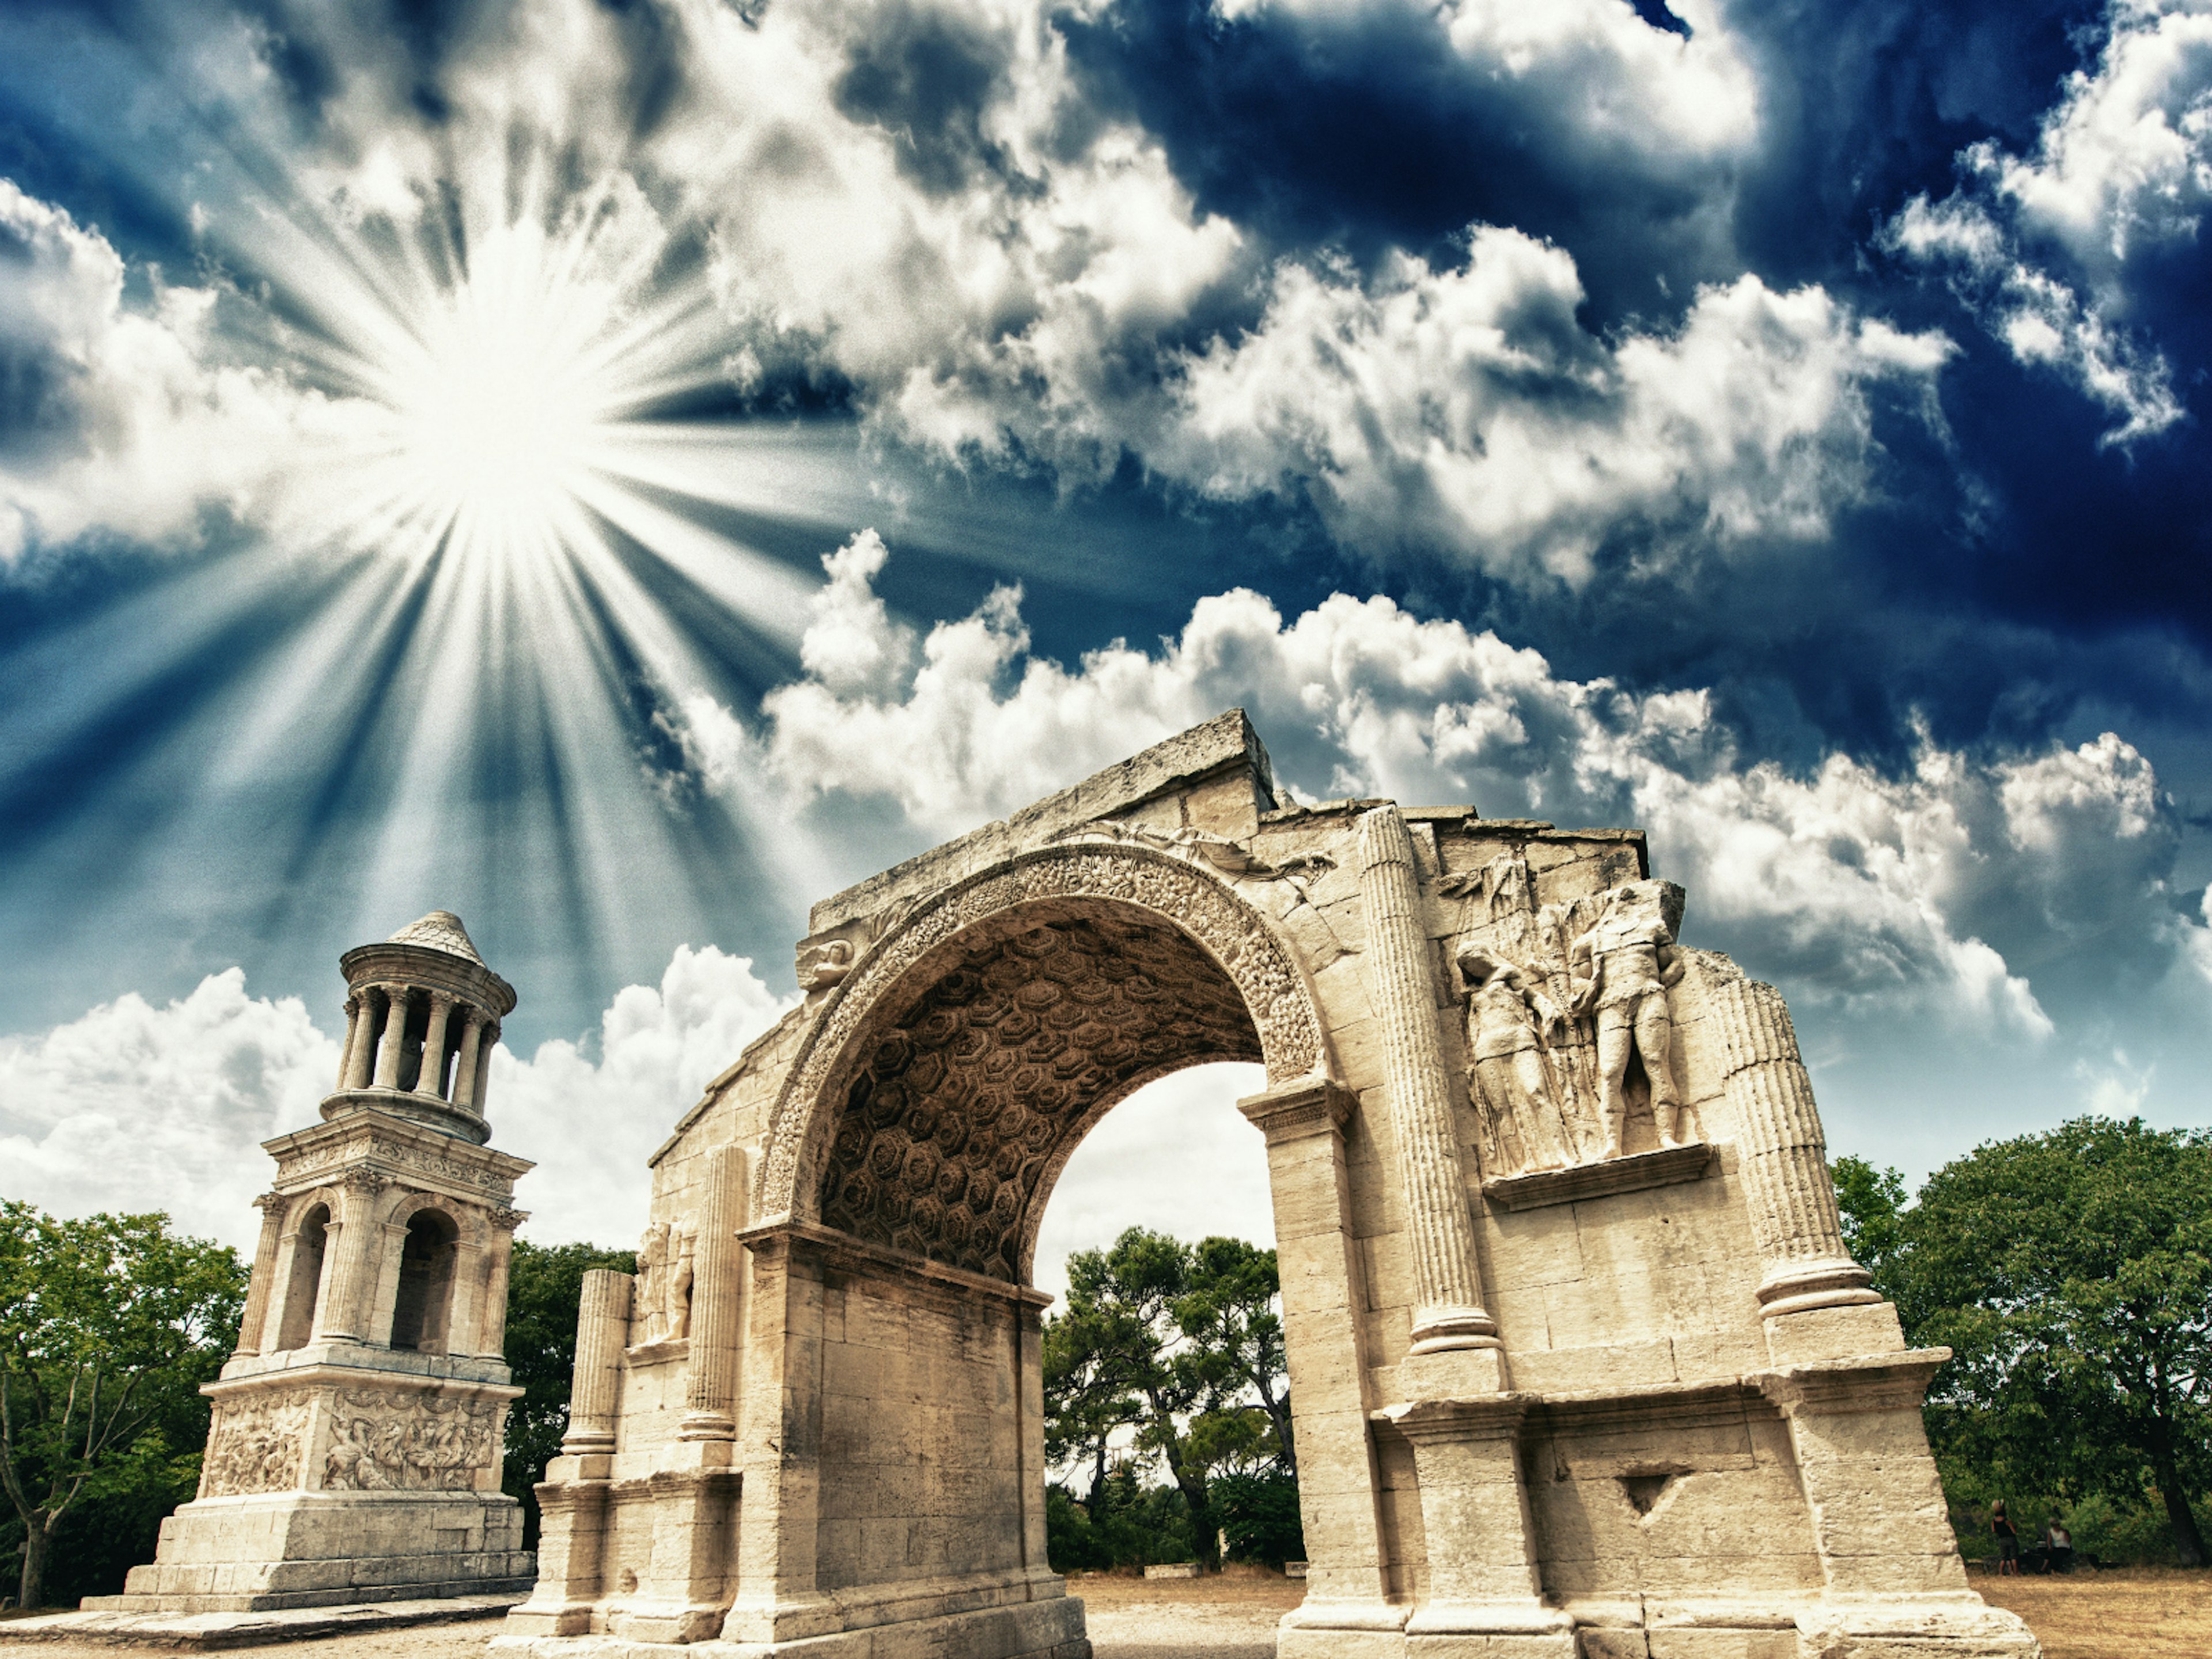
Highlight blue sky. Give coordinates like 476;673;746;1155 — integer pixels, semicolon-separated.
2;0;2210;1279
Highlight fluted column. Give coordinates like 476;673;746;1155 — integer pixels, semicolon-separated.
345;990;382;1089
419;993;455;1098
1711;977;1877;1319
471;1021;498;1113
563;1270;635;1455
234;1193;291;1356
681;1146;748;1441
1356;806;1499;1361
313;1171;389;1342
372;987;409;1089
452;1007;485;1109
335;997;364;1092
477;1209;523;1358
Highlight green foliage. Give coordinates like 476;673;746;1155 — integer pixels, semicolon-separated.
1832;1118;2212;1566
0;1203;246;1609
1212;1468;1305;1567
501;1240;636;1548
1042;1228;1293;1573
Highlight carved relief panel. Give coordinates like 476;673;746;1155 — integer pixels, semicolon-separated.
1443;845;1696;1178
320;1388;503;1491
201;1391;313;1496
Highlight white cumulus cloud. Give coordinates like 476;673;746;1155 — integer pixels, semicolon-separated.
1881;0;2212;445
668;535;2211;1037
0;945;793;1252
1157;233;1952;581
0;180;346;561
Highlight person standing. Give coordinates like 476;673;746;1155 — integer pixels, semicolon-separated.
2044;1520;2074;1574
1991;1499;2020;1575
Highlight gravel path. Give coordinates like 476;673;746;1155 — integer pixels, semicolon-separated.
1;1585;1295;1659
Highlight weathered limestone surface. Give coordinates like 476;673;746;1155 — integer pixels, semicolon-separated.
86;914;536;1618
494;717;2036;1658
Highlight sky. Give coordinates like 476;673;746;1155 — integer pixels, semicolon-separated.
2;0;2211;1295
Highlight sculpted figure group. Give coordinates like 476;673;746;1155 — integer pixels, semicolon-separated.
1456;877;1696;1177
635;1218;696;1344
321;1389;499;1491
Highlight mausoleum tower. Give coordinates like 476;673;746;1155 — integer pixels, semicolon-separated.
328;909;514;1141
88;911;537;1615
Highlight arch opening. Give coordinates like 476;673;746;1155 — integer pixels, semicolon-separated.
815;902;1264;1283
274;1202;329;1351
389;1209;460;1351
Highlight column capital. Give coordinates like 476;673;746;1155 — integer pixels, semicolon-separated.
1237;1077;1353;1145
253;1190;290;1213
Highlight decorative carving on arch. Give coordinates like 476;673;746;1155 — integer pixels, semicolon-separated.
757;843;1331;1273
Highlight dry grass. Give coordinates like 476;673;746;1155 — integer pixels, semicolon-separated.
1974;1564;2212;1659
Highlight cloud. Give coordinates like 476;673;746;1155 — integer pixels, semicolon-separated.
1882;191;2183;446
673;535;2212;1035
0;969;339;1245
1217;0;1760;164
79;0;1945;593
1154;232;1953;581
0;180;343;561
1880;1;2211;445
493;945;795;1245
1979;0;2212;271
0;945;793;1252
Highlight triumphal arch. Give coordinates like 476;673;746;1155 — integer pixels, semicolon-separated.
500;713;2036;1659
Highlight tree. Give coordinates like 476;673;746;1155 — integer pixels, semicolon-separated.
0;1204;245;1610
1173;1237;1295;1482
1834;1120;2212;1565
501;1240;636;1547
1043;1228;1293;1571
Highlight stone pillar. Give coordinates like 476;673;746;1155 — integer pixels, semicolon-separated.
507;1480;614;1638
452;1007;485;1110
336;997;364;1092
1711;978;1879;1321
563;1270;634;1456
419;993;455;1099
1758;1353;2036;1656
312;1172;388;1343
476;1211;521;1358
233;1193;290;1357
1377;1396;1571;1653
680;1146;747;1441
720;1229;831;1646
472;1021;498;1113
372;987;408;1089
345;990;381;1089
1242;1080;1400;1647
1354;805;1500;1372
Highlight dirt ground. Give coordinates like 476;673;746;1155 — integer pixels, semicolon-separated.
5;1567;2208;1658
1974;1564;2212;1659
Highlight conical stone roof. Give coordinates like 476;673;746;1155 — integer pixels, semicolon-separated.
386;909;487;967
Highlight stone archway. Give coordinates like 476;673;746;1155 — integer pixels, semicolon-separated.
510;712;2031;1659
758;841;1331;1284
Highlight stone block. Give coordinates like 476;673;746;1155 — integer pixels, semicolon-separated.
1764;1303;1906;1365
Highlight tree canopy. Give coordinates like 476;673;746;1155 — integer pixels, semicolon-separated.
1042;1228;1297;1571
1835;1116;2212;1565
0;1203;245;1609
